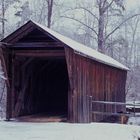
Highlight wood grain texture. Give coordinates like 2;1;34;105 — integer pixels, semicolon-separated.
1;25;127;123
65;47;127;123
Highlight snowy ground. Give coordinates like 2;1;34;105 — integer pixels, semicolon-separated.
0;121;140;140
128;116;140;125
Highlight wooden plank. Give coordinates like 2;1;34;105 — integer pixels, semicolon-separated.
64;47;72;122
11;52;15;117
14;67;29;117
92;101;134;106
14;49;64;53
0;48;10;86
92;111;134;117
13;42;63;48
15;53;65;57
13;49;65;57
5;49;12;120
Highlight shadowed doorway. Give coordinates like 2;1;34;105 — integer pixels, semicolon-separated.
14;56;69;122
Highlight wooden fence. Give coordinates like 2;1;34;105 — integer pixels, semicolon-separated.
92;100;140;123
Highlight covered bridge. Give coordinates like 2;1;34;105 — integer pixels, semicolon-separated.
0;20;129;123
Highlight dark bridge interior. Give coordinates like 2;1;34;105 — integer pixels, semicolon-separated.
14;56;69;121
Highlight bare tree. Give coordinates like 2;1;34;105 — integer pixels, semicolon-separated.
128;17;140;67
96;0;125;52
124;14;140;100
15;1;32;27
30;0;55;28
61;0;140;54
33;0;54;28
0;0;20;39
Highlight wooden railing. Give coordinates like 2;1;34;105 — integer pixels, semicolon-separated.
92;100;140;115
92;100;140;123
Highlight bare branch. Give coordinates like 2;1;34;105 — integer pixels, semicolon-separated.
75;7;99;21
45;0;49;2
76;26;98;42
103;0;115;12
62;7;99;21
102;0;107;8
105;14;140;40
61;16;98;36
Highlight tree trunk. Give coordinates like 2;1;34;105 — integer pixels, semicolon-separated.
1;0;5;39
47;0;53;28
98;8;105;53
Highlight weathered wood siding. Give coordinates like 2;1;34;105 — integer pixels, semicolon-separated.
1;21;127;123
65;47;127;123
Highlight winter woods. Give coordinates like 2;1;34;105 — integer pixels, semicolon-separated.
0;0;140;115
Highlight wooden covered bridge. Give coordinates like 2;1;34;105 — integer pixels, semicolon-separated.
0;20;129;123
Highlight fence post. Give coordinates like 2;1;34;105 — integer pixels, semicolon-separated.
89;96;92;122
134;101;136;117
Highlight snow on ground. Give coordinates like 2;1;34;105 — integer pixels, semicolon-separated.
0;121;139;140
128;116;140;125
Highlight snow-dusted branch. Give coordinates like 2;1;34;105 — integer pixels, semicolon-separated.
63;7;99;21
105;14;140;40
103;0;115;12
61;16;98;36
74;7;99;21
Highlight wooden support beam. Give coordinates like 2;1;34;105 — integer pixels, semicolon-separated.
21;58;34;69
11;54;15;117
13;42;63;48
14;66;30;117
6;50;12;120
14;50;65;57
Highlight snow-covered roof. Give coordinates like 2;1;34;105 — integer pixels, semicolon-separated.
31;21;129;71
